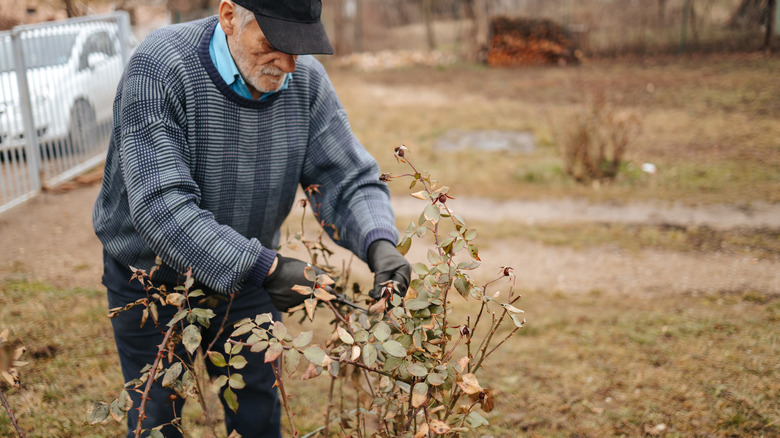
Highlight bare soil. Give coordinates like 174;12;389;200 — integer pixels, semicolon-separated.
1;171;777;297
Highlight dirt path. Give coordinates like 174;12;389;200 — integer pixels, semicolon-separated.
0;180;778;296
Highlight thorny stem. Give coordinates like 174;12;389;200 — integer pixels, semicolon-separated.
324;376;335;437
135;323;176;438
485;326;521;359
271;361;298;437
0;386;26;438
206;293;236;353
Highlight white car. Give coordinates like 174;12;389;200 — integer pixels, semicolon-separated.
0;21;127;159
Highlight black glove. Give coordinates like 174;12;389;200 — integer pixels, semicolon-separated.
367;240;411;300
263;255;326;311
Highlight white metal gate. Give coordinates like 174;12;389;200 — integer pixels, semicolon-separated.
0;12;133;215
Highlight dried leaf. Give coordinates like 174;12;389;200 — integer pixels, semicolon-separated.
292;285;313;296
337;326;354;345
457;356;470;373
165;293;186;307
457;373;483;395
313;287;336;301
429;419;451;435
300;363;321;380
410;190;428;200
411;382;429;408
413;423;430;438
264;342;283;363
350;345;361;361
304;298;317;321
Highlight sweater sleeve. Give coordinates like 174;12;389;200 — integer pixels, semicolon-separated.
300;60;399;261
117;49;276;294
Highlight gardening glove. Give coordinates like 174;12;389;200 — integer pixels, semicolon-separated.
263;255;326;312
367;239;411;301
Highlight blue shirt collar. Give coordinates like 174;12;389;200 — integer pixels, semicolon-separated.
208;22;290;101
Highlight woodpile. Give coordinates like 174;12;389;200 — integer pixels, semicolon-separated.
487;16;582;67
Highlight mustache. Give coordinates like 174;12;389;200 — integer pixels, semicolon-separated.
260;66;286;77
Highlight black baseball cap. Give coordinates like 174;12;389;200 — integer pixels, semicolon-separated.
231;0;334;55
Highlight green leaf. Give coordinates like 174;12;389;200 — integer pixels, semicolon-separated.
188;289;205;298
86;401;110;424
468;244;481;261
207;351;227;368
424;203;441;223
162;362;183;388
117;390;133;412
427;249;440;265
182;324;202;355
382;340;407;358
412;263;429;276
362;343;377;366
454;277;470;297
214;375;228;388
337;326;354;345
463;228;478;241
467;411;489;428
223;387;239;413
292;331;313;348
271;321;288;341
353;329;369;344
303;346;327;366
230;323;254;338
415;226;427;238
426;372;446;386
150;430;165;438
167;309;188;327
255;313;273;325
283;348;301;376
250;340;269;353
405;298;430;311
406;363;427;377
229;355;248;370
373;321;391;342
229;373;246;389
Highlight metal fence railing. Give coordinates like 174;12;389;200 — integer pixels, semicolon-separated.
0;11;133;215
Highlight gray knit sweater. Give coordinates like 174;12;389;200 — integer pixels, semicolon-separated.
93;16;398;294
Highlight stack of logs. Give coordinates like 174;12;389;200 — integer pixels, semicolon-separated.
487;16;582;67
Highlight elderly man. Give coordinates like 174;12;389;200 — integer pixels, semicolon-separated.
92;0;410;436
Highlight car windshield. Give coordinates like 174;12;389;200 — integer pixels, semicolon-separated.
0;32;79;73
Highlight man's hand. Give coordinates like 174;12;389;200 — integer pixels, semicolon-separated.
367;240;411;301
263;256;325;311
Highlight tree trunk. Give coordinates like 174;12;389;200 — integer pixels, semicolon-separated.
422;0;436;50
766;0;777;50
465;0;488;62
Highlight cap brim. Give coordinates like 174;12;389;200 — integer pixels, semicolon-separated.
254;14;334;55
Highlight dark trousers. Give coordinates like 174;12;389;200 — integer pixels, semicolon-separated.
103;251;282;438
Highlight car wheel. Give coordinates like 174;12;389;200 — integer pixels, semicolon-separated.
68;100;97;155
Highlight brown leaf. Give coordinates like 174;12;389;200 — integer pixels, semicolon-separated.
300;363;320;380
291;285;313;296
304;298;317;321
369;297;388;314
411;382;429;408
413;423;429;438
457;373;483;395
313;287;336;301
457;356;470;373
429;419;451;435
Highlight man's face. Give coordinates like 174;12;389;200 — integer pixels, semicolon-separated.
227;14;298;96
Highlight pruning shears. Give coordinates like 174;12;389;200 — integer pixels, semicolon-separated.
325;286;369;313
